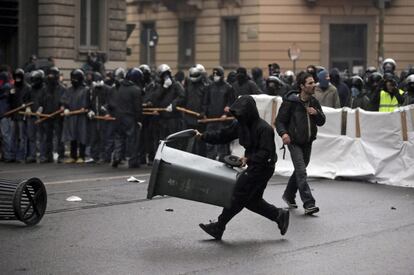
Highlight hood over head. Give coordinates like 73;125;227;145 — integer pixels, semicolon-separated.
229;95;260;125
329;68;341;86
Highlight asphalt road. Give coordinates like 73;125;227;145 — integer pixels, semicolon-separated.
0;162;413;275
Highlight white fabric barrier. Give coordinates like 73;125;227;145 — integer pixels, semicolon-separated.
231;95;414;188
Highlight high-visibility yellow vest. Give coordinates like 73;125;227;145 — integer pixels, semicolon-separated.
379;89;404;112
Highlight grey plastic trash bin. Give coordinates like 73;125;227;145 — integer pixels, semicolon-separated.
0;177;47;226
147;129;240;208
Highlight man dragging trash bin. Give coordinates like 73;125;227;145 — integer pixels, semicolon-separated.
196;95;289;240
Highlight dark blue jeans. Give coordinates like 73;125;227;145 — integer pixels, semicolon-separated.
285;143;316;208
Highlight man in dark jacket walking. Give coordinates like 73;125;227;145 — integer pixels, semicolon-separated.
197;95;289;240
275;72;326;215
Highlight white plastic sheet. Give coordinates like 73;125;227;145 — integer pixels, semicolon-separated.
232;95;414;188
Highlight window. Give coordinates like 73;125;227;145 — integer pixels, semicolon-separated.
221;17;239;68
178;20;195;68
140;22;156;66
80;0;101;48
329;24;367;74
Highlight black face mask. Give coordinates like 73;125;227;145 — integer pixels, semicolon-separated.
14;79;23;87
32;81;43;89
237;74;247;84
47;76;58;86
71;79;80;88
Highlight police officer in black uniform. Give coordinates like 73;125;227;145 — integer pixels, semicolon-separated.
109;68;143;168
39;66;66;163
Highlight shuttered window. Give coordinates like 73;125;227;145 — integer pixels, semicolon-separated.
178;19;196;69
221;17;239;68
80;0;101;48
140;22;156;66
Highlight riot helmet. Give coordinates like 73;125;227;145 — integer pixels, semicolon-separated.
92;72;104;88
70;69;85;88
46;66;60;85
405;74;414;92
113;67;126;82
13;68;25;87
30;70;45;89
283;70;295;86
125;67;143;86
139;64;152;84
382;58;396;74
366;66;377;74
157;64;172;88
189;66;203;83
156;64;172;79
266;75;284;95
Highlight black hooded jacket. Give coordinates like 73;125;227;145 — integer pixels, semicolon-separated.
205;79;235;117
150;81;185;119
202;95;276;167
276;90;326;145
41;82;66;114
108;79;142;123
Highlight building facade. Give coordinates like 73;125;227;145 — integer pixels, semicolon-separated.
0;0;127;78
126;0;414;76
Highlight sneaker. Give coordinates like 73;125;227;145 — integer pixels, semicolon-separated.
276;209;290;235
85;158;96;163
64;158;76;164
76;158;85;164
304;205;320;215
199;222;224;240
282;195;298;209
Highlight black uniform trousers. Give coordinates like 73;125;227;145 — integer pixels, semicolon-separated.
113;115;141;168
40;118;64;161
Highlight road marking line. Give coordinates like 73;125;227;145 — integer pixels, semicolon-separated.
45;173;151;185
0;168;40;174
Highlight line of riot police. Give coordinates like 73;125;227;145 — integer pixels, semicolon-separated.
1;58;414;165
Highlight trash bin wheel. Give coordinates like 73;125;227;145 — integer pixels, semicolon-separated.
223;155;242;168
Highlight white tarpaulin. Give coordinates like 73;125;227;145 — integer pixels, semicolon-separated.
231;95;414;188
